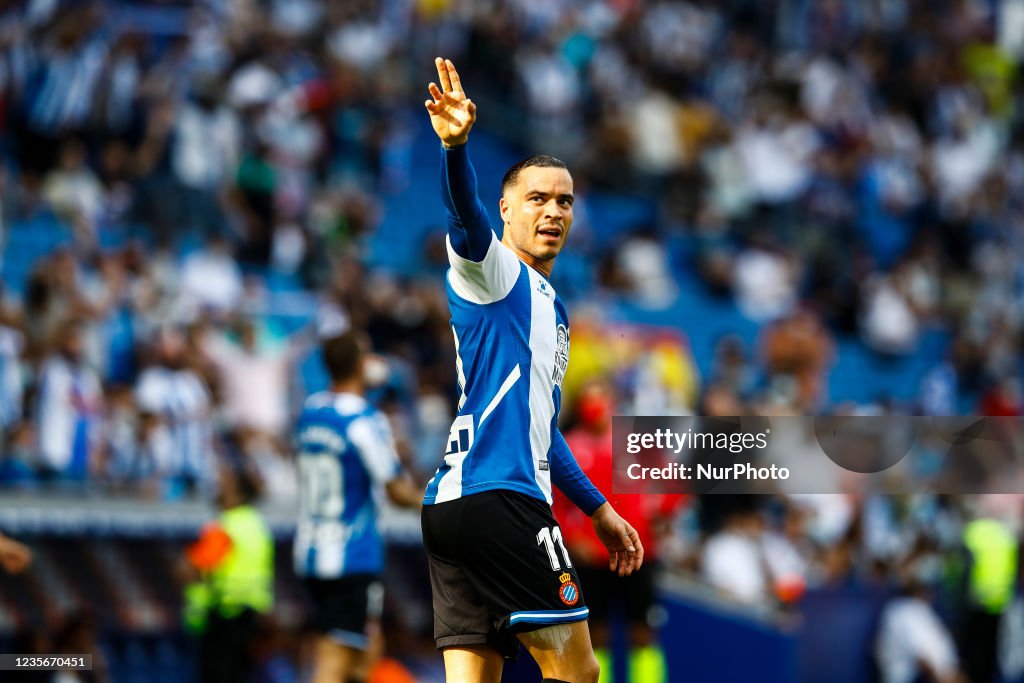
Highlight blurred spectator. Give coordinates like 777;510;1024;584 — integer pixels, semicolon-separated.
171;74;239;238
178;235;245;319
977;377;1022;417
234;140;277;266
861;273;921;355
80;250;137;383
553;379;681;683
761;503;811;605
0;316;25;433
43;139;103;245
875;565;963;683
19;10;105;174
36;318;103;480
182;467;273;683
733;239;798;322
701;499;771;605
135;327;214;495
760;309;834;412
204;317;310;439
630;331;700;416
616;233;679;309
960;502;1019;683
876;581;962;683
100;383;152;488
710;335;757;399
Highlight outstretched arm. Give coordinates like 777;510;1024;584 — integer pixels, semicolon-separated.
425;57;491;262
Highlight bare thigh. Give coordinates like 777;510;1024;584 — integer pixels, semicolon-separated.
442;645;504;683
518;621;600;683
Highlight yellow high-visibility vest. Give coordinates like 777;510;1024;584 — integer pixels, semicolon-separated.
184;504;274;632
964;518;1018;614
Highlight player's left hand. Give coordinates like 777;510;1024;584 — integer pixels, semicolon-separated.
591;503;644;577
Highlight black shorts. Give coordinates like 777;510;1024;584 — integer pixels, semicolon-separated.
421;489;589;659
303;574;384;651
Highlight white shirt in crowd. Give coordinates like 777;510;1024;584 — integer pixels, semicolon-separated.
135;366;212;482
37;355;103;473
702;530;769;604
205;334;293;436
876;596;959;683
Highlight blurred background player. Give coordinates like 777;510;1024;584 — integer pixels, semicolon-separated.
294;330;423;683
420;56;643;683
553;379;682;683
180;465;274;683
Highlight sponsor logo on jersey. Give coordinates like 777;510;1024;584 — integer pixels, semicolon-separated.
551;324;569;386
558;572;580;606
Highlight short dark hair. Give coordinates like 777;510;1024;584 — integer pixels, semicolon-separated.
501;155;568;196
233;467;261;505
321;330;365;382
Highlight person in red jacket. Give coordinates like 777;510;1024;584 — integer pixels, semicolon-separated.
553;379;684;683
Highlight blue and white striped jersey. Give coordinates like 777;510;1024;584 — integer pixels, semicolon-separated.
423;231;570;506
135;367;212;483
292;392;402;579
423;143;605;516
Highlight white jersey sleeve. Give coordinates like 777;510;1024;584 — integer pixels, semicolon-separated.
348;413;401;486
446;232;521;305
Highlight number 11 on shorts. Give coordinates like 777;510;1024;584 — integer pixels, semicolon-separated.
536;526;572;571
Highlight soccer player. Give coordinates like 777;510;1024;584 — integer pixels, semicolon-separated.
293;330;422;683
421;57;644;683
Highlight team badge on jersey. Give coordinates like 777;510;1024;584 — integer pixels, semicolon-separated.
552;324;569;386
558;572;580;606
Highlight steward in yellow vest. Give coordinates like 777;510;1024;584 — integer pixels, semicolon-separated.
182;467;274;683
961;515;1019;683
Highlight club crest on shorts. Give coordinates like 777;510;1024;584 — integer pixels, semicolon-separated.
558;572;579;606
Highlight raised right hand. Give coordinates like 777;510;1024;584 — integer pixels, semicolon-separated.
425;57;476;147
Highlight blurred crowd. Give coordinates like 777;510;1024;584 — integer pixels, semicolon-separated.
453;0;1024;418
0;0;1018;491
0;0;1022;681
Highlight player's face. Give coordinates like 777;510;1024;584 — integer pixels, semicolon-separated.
502;166;574;264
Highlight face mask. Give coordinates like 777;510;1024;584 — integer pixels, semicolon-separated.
578;393;612;427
